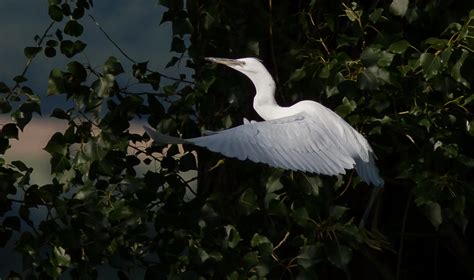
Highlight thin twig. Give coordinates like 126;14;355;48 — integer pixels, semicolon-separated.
273;231;290;251
88;14;136;64
88;14;194;84
8;21;55;98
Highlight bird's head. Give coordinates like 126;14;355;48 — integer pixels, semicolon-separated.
205;57;266;77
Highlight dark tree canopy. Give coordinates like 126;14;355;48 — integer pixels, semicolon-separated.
1;0;474;279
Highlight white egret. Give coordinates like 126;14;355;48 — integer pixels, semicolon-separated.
145;57;383;226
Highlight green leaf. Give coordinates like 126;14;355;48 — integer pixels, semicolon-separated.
24;47;43;59
50;108;70;120
172;18;194;36
159;0;183;10
0;100;12;113
64;20;84;37
133;61;148;79
72;7;85;19
251;233;271;247
13;75;27;84
265;171;283;193
52;246;71;267
1;123;19;139
292;207;310;226
297;245;322;269
425;38;448;50
335;97;357;117
389;0;408;17
420;53;441;80
369;8;384;23
95;74;115;97
48;69;66;95
104;56;124;75
44;132;68;155
61;3;71;16
44;47;57;57
450;50;470;88
425;202;442;229
11;160;29;172
329;205;349;220
48;5;64;21
60;40;86;58
145;72;161;90
68;61;87;82
388;40;410;54
243;251;259;268
239;188;258;215
0;82;9;93
440;47;452;67
171;37;186;53
0;137;9;154
289;67;306;82
325;243;353;269
359;65;390;90
179;152;196;171
166;56;180;68
225;225;241;249
3;216;21;231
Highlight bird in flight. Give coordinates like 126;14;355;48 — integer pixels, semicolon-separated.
145;57;383;188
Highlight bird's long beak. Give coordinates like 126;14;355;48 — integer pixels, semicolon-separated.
205;57;245;67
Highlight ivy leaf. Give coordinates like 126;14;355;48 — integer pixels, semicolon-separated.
239;188;258;215
335;97;357;117
224;225;241;249
289;67;306;82
297;245;322;269
265;171;283;193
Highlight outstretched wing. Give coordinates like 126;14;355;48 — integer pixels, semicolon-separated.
187;112;357;175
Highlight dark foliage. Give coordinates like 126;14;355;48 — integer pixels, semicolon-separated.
1;0;474;279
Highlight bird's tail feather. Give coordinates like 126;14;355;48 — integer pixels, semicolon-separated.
354;155;384;187
144;126;188;144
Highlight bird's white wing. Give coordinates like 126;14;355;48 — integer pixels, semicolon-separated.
186;112;360;176
145;112;383;186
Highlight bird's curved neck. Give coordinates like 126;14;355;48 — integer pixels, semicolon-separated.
248;70;286;121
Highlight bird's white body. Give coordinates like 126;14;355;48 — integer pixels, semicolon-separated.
145;57;383;187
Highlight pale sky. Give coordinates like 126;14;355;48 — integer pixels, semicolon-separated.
0;0;191;112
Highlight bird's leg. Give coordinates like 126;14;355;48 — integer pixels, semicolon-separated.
359;188;380;228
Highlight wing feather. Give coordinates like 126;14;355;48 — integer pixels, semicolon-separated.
146;111;383;186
